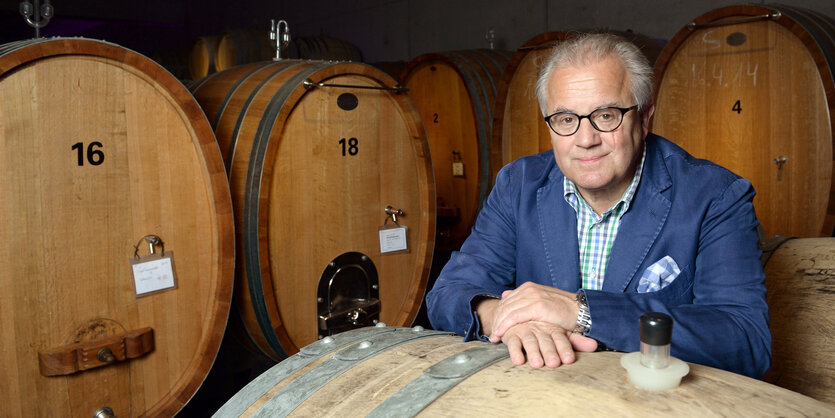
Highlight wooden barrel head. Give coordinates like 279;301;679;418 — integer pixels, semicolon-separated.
652;5;835;237
402;50;511;250
189;35;221;79
0;38;234;417
216;326;835;416
191;61;435;360
762;237;835;404
491;31;667;182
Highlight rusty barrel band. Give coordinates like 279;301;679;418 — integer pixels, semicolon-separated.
367;343;509;418
224;62;300;173
213;325;399;417
250;327;453;417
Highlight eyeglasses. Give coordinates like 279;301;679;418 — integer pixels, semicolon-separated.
544;105;638;136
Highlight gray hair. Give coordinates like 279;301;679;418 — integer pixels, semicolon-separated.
535;32;654;116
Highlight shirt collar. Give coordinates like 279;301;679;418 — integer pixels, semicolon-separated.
563;145;647;217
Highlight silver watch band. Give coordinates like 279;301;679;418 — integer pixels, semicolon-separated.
574;292;592;334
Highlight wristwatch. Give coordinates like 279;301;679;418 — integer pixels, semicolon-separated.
574;292;592;334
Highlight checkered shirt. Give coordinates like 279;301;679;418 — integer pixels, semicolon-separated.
564;148;646;290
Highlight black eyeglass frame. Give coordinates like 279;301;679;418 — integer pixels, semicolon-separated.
544;105;639;136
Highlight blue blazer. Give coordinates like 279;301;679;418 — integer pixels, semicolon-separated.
426;134;771;378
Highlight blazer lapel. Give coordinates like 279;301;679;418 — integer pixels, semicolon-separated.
604;137;673;292
537;170;581;290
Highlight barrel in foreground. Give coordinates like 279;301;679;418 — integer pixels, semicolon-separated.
215;325;835;417
0;38;235;417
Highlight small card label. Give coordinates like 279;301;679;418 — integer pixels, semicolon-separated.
379;226;408;254
130;251;177;297
452;161;465;177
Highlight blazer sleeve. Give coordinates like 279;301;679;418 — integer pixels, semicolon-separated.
585;177;771;378
426;162;520;339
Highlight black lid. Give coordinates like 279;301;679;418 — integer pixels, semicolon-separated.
640;312;673;345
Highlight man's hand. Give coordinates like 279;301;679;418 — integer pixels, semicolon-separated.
488;282;581;343
502;321;598;368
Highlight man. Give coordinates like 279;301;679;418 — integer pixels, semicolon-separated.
425;33;771;378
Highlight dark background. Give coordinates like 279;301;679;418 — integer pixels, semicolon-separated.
4;0;834;67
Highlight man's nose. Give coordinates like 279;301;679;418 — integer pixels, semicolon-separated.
573;118;601;147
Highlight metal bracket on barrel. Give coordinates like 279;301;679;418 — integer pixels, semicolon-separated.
687;12;781;30
303;78;409;94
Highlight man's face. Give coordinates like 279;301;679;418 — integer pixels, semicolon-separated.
546;56;653;208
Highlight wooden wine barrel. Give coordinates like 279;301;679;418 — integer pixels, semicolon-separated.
402;49;512;250
216;31;365;72
0;38;235;417
490;31;666;181
189;35;221;79
761;237;835;404
290;36;363;62
652;4;835;237
214;325;835;416
216;29;274;71
190;60;435;361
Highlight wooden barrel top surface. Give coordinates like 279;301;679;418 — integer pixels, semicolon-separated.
402;50;510;250
191;61;435;360
763;237;835;405
652;5;835;237
0;38;234;417
217;328;835;417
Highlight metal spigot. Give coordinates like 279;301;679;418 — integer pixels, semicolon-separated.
270;19;291;61
20;0;53;38
485;27;496;49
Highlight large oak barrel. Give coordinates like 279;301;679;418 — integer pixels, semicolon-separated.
190;61;435;361
491;31;666;181
652;5;835;237
0;38;235;417
213;325;835;416
761;237;835;404
401;49;512;250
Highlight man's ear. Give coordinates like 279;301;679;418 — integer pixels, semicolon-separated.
641;103;656;137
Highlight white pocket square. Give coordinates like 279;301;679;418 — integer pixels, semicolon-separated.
638;255;681;293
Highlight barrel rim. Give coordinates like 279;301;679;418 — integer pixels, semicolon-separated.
0;36;235;417
651;4;835;237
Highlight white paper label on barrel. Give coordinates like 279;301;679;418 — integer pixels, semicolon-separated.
131;252;178;296
379;226;408;254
